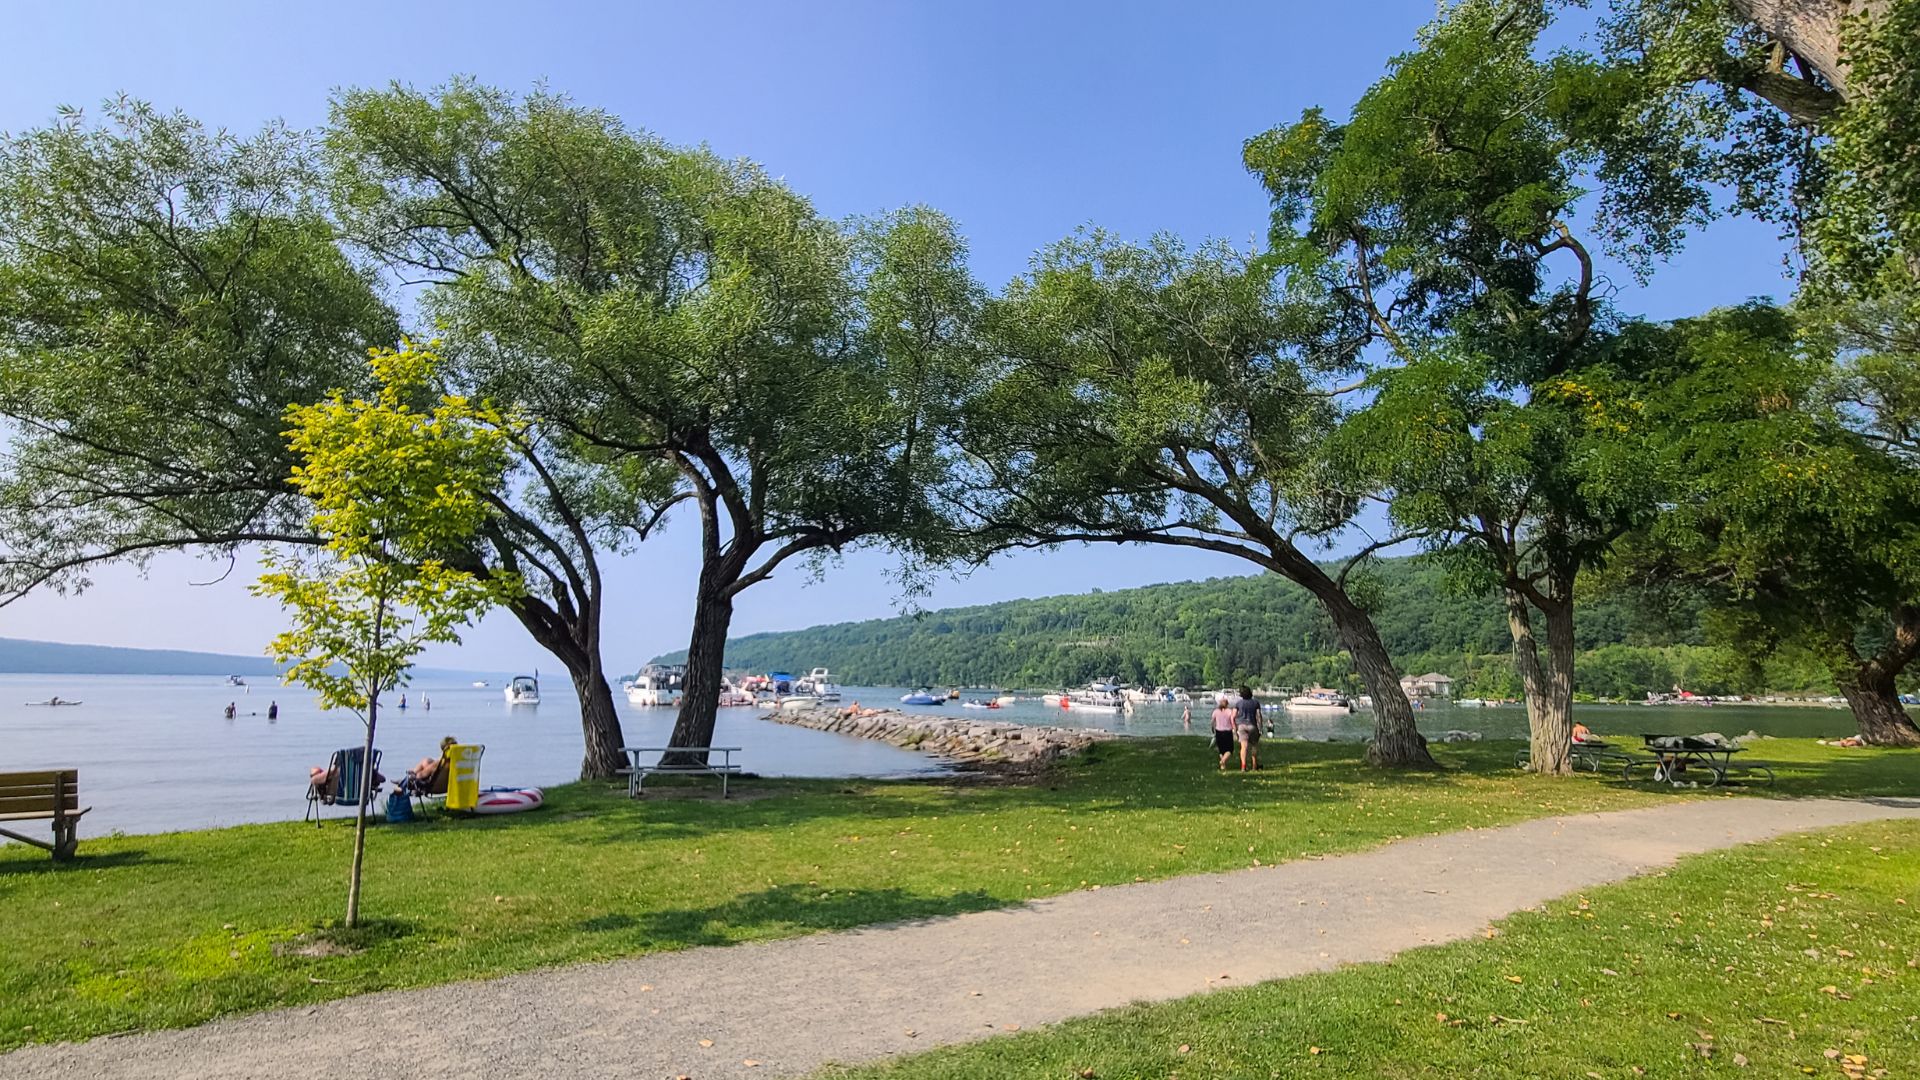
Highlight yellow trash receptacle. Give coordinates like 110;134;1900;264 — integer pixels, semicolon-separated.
445;744;486;811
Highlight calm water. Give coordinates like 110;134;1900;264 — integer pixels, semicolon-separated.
2;676;1867;840
1;675;942;838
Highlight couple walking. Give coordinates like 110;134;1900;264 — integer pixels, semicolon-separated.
1210;687;1263;771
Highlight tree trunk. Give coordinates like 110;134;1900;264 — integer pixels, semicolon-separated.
1503;586;1551;745
1536;596;1577;775
572;661;628;780
346;692;377;929
505;597;627;780
1729;0;1886;100
1319;586;1436;768
666;574;737;765
1836;664;1920;746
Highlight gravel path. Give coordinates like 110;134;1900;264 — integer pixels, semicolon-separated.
7;797;1916;1080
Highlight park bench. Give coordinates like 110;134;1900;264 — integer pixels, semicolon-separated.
0;769;88;860
619;746;743;798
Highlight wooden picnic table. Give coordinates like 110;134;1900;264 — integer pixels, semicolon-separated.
1634;735;1773;787
618;746;743;798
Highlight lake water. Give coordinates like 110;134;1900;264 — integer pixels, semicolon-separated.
1;676;1865;840
1;675;943;838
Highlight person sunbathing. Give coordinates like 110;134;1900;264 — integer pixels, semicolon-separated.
400;737;458;794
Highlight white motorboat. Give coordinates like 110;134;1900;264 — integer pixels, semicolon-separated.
226;674;246;687
994;694;1018;706
1067;686;1125;714
1122;686;1158;704
900;689;944;705
1355;694;1374;710
626;664;686;706
1040;692;1068;707
471;680;490;688
504;674;541;706
778;695;824;710
794;667;843;701
1454;697;1487;708
1285;689;1353;713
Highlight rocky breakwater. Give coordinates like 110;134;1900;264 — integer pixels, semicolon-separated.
768;706;1114;767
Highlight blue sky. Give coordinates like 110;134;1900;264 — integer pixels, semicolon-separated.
0;1;1794;671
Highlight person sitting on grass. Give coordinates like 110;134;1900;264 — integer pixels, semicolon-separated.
1210;698;1237;770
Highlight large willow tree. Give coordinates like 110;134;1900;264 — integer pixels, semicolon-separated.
955;232;1438;768
327;81;978;761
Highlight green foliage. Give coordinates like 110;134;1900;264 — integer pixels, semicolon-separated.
253;342;523;713
0;98;397;601
960;229;1353;545
1813;1;1920;307
325;80;974;568
1636;302;1920;689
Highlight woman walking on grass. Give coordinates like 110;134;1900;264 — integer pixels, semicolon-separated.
1235;686;1262;772
1210;697;1237;769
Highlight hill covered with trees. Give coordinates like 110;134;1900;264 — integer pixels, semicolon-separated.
653;558;1837;699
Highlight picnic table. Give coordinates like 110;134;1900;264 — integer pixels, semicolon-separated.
1631;734;1774;788
618;746;743;798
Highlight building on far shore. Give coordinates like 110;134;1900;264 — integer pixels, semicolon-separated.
1399;672;1455;698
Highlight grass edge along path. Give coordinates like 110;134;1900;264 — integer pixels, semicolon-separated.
821;817;1920;1080
2;737;1915;1052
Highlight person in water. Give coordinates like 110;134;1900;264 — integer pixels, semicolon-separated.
224;701;237;720
398;693;408;710
1182;702;1193;730
1234;686;1262;771
1210;698;1237;770
267;701;279;721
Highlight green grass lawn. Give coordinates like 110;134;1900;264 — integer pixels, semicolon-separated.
0;737;1913;1051
824;818;1920;1079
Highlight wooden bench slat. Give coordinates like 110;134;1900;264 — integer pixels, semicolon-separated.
0;796;79;814
0;808;82;822
0;770;77;787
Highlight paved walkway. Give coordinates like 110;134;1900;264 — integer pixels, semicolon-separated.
7;797;1917;1080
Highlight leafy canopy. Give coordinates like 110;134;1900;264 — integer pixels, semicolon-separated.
0;98;396;603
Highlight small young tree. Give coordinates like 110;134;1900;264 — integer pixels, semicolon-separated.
254;341;522;927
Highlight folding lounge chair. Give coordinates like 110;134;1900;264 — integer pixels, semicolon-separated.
305;747;383;826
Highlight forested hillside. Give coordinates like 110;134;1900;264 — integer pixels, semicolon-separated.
653;558;1839;698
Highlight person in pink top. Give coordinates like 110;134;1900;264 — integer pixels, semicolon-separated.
1210;699;1237;770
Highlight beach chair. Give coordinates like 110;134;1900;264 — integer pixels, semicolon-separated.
401;756;450;813
305;747;383;826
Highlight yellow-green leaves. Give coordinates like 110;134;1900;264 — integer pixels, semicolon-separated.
253;342;523;713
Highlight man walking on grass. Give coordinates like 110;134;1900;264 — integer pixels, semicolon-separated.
1234;686;1262;771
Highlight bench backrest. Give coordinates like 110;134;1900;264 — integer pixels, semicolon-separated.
0;770;79;818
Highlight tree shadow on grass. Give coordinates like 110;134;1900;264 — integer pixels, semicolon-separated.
0;847;169;878
582;883;1006;949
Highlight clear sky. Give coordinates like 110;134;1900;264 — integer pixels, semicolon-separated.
0;1;1793;672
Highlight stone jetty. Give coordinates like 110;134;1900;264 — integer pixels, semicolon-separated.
767;706;1114;766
